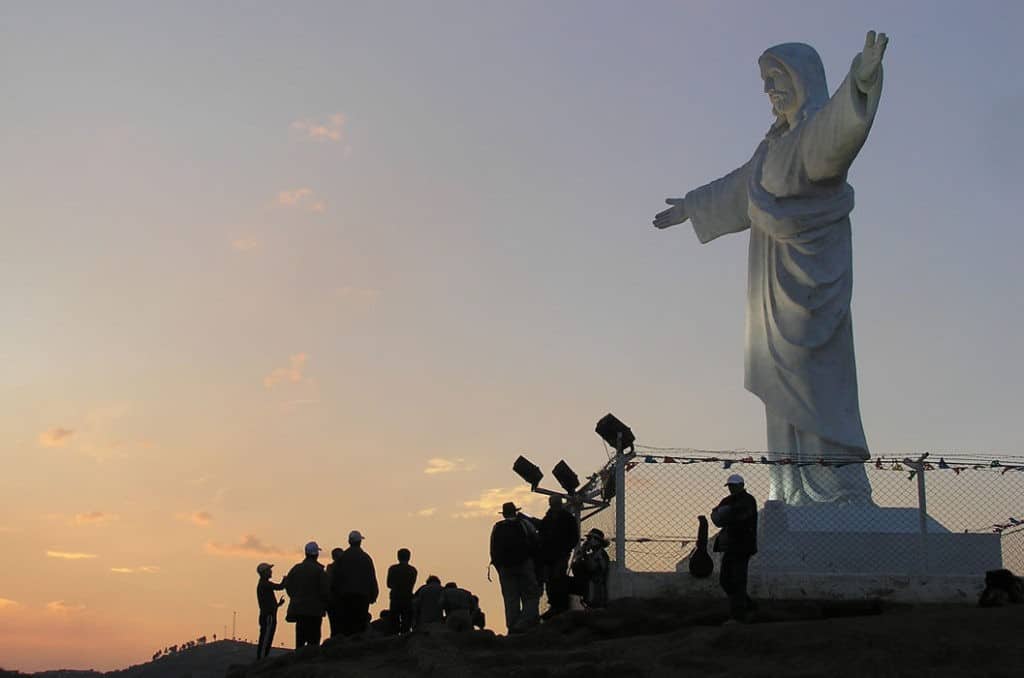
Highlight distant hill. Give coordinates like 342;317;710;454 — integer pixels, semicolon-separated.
1;640;284;678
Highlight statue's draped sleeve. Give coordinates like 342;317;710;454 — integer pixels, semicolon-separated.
685;160;754;244
801;55;883;182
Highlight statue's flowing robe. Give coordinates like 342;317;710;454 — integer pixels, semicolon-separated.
685;51;882;503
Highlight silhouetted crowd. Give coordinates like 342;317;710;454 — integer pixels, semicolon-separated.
489;496;611;633
254;529;490;659
253;496;614;659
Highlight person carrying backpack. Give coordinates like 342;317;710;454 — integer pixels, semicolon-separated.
489;501;540;633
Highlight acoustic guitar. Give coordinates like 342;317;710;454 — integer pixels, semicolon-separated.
688;515;714;578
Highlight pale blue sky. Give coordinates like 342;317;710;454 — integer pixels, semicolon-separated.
2;1;1022;668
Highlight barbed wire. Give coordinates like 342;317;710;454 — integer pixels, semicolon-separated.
633;443;1023;463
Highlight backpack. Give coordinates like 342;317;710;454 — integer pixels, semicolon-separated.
492;517;539;567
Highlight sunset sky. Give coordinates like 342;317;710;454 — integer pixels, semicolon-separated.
3;1;1023;671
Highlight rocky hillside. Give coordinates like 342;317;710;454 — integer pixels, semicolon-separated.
5;599;1022;678
225;598;1024;678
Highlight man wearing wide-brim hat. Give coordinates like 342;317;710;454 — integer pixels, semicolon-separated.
489;501;541;633
710;474;758;622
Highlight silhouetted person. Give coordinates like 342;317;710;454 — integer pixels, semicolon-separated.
335;530;379;635
539;496;579;617
412;575;444;629
489;501;541;633
324;547;345;637
284;541;327;648
441;582;479;632
710;474;758;622
571;528;610;608
369;608;397;635
386;548;418;634
255;563;286;660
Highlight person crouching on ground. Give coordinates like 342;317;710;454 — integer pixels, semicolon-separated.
255;562;286;659
489;501;541;633
284;541;327;648
710;474;758;623
440;582;479;632
412;575;444;630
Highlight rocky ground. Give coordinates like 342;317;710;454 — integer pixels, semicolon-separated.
224;598;1024;678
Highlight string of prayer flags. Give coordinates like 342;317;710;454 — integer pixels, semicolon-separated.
623;450;1022;475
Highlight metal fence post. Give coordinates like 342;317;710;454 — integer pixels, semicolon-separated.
905;453;930;576
615;432;626;573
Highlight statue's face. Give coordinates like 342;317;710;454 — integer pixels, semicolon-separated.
759;57;798;118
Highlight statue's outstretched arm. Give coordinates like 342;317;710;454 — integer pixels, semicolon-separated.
803;31;888;182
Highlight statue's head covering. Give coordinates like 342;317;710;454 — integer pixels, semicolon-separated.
759;42;829;137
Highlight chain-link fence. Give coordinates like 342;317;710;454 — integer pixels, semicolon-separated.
580;449;1024;578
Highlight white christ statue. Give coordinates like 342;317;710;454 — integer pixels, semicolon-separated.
653;31;889;506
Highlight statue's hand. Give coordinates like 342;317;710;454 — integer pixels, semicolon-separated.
653;198;688;229
856;30;888;85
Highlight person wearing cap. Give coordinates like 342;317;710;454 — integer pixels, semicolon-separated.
489;501;541;633
710;474;759;622
255;563;286;659
334;530;379;636
283;541;328;648
571;528;611;609
386;548;418;634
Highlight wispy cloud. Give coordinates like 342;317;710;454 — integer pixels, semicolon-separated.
423;457;476;475
409;507;436;517
46;551;98;560
0;598;19;610
47;600;86;614
178;511;213;526
110;566;160;574
452;486;544;519
73;512;118;526
276;188;325;213
205;534;298;559
291;113;345;142
264;353;309;388
231;237;261;252
38;428;74;448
